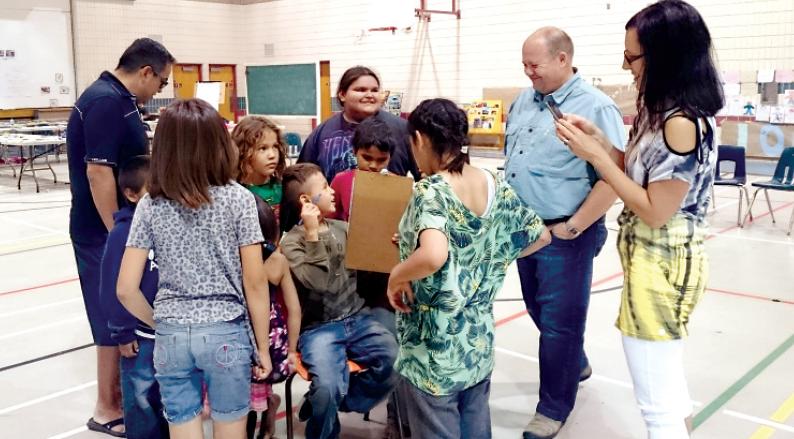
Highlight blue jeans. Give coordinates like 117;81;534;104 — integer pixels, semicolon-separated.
120;338;169;439
400;375;492;439
154;319;253;424
517;217;606;423
298;312;399;439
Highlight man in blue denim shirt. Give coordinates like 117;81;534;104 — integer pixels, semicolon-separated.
505;27;626;439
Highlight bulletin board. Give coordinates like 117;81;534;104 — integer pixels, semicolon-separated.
0;2;76;109
245;63;318;116
465;100;504;134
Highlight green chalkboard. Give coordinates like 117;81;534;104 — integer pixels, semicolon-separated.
246;64;317;116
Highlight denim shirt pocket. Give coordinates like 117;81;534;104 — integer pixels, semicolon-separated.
504;124;520;158
532;130;589;180
505;122;543;172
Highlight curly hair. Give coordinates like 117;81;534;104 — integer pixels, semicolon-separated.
232;116;288;184
407;98;470;174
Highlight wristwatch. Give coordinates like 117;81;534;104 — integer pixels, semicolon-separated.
564;221;582;238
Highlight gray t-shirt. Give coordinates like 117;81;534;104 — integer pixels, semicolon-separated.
127;182;264;324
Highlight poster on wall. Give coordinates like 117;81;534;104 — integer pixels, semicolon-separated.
770;107;785;124
722;71;740;84
6;49;15;58
785;107;794;124
775;70;794;83
784;90;794;107
758;70;775;83
756;106;771;122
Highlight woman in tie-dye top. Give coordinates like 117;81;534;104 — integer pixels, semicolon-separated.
554;1;724;438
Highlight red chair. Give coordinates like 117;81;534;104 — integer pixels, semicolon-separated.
284;353;405;439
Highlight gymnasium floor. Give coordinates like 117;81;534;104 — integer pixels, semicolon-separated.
1;153;793;439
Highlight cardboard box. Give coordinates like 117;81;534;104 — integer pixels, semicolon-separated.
346;171;414;273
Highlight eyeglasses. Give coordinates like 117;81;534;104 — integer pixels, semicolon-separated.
148;66;169;89
624;50;645;65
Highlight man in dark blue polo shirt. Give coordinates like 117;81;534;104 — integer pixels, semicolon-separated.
67;37;174;437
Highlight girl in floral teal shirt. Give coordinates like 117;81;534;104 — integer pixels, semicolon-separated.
387;98;550;439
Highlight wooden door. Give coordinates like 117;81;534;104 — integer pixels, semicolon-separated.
209;65;237;122
320;61;331;122
173;64;202;100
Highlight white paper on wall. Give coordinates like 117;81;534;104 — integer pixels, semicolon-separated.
784;90;794;107
727;96;744;116
758;70;775;83
723;83;740;96
755;106;771;122
195;82;223;111
785;108;794;124
722;71;740;84
771;106;785;124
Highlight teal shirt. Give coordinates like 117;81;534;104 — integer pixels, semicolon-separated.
396;172;545;396
246;181;282;205
504;71;626;220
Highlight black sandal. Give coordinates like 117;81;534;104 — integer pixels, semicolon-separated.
87;417;126;438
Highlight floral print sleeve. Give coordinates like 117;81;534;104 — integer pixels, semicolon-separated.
396;172;544;396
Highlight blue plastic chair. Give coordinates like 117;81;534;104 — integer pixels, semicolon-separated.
284;132;302;160
742;147;794;235
713;145;752;226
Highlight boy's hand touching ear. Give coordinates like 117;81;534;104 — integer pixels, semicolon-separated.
300;197;321;238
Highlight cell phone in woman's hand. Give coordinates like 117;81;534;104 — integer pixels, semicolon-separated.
546;100;564;121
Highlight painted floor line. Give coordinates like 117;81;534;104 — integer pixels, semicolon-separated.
0;298;82;319
747;389;794;439
711;233;794;245
693;331;794;429
708;287;794;306
709;201;794;238
0;381;97;415
0;278;79;297
0;232;58;245
0;214;68;235
723;410;794;435
44;426;88;439
0;236;72;255
495;346;634;390
0;316;85;341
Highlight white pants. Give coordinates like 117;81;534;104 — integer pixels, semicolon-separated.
622;335;692;439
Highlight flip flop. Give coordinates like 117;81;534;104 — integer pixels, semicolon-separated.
87;417;126;438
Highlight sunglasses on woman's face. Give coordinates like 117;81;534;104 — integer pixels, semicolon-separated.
624;50;645;65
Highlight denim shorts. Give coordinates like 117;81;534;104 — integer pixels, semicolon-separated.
153;319;253;424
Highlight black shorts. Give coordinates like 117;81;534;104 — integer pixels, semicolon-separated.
72;238;114;346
